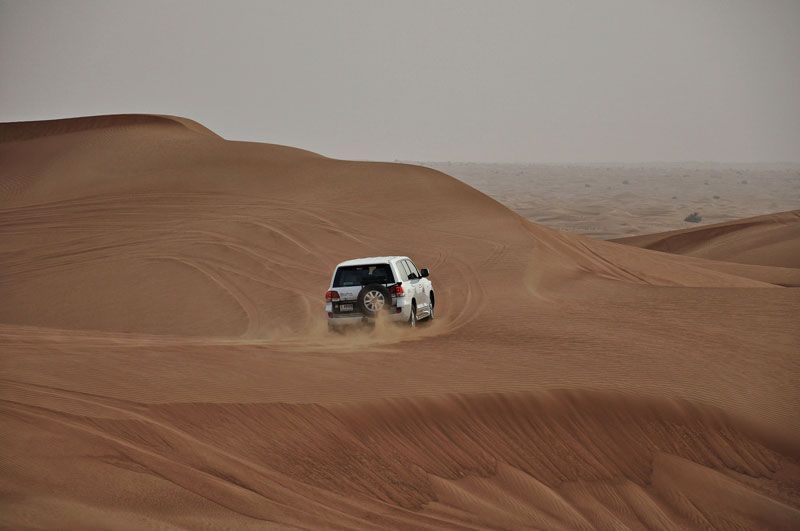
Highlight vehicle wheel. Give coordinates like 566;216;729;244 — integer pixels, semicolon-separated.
357;283;390;317
427;293;435;320
408;303;417;327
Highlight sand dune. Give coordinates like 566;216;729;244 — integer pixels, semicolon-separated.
1;115;798;529
613;210;800;269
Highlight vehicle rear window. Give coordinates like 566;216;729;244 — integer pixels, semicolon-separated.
333;264;395;287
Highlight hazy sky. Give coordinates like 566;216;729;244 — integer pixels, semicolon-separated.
1;0;799;162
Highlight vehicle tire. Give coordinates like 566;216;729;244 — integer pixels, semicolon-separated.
357;283;390;317
408;302;417;327
427;292;435;321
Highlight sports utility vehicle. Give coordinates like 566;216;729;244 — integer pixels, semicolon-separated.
325;256;434;329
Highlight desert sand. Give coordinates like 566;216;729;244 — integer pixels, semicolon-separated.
613;211;800;270
1;115;799;529
423;161;800;239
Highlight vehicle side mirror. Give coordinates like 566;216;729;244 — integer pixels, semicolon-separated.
420;268;429;278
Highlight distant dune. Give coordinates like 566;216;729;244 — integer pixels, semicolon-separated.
1;116;798;529
613;210;800;269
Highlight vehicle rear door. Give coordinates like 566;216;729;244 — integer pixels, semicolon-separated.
332;264;393;314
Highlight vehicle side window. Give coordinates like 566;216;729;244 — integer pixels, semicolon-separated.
400;260;413;280
407;260;421;278
397;261;411;281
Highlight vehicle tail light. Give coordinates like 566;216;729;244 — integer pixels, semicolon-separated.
391;283;404;297
325;290;340;301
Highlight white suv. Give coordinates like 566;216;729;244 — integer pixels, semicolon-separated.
325;256;434;330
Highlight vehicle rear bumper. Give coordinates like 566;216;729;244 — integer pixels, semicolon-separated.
327;307;409;326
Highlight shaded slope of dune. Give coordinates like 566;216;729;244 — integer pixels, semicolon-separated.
1;116;798;529
612;210;800;269
1;383;798;530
